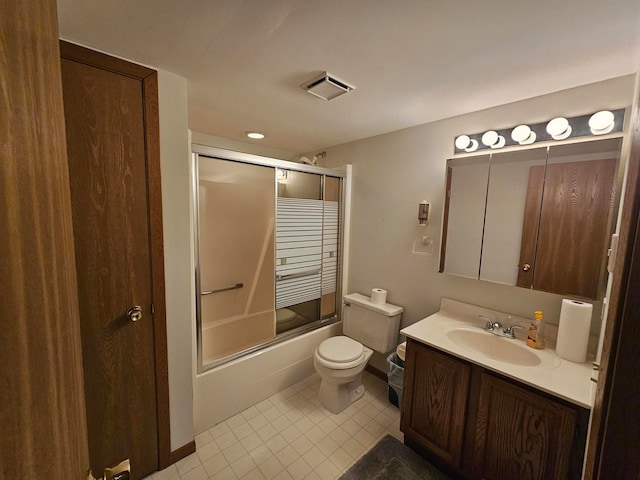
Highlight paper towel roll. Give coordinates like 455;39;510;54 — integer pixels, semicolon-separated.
371;288;387;304
556;299;593;363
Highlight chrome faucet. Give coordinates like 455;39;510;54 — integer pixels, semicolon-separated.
480;316;502;334
480;315;523;339
503;324;525;339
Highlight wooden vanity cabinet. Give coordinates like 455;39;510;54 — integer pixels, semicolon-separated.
400;340;471;469
472;372;584;480
401;339;588;480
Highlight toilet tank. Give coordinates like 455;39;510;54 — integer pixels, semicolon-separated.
343;293;403;353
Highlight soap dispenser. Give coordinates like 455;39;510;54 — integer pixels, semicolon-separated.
526;310;545;349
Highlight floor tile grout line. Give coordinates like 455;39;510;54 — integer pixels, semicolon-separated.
150;371;402;480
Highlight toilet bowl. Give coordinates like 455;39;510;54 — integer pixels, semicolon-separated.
313;336;374;414
313;293;403;414
276;308;304;334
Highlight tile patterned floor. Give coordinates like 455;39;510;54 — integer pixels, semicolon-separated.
147;371;402;480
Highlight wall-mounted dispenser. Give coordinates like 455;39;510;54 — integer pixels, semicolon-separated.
418;201;430;226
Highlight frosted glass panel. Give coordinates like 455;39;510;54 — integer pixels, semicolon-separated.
275;197;323;308
198;159;275;365
275;170;341;333
322;176;341;318
322;201;339;296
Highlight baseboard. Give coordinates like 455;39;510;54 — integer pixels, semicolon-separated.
170;440;196;464
366;364;387;381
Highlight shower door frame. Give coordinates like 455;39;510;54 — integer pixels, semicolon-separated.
192;145;346;373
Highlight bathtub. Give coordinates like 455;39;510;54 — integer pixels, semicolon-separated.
193;321;341;432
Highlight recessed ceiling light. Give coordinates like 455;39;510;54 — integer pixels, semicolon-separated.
245;131;265;139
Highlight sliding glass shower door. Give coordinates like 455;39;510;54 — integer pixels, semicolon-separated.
197;158;276;366
275;171;339;333
194;149;343;371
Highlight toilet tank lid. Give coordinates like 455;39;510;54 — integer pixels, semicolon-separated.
344;293;403;316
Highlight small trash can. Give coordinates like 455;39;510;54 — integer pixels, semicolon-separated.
387;352;405;408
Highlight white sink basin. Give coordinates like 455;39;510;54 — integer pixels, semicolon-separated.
446;329;541;367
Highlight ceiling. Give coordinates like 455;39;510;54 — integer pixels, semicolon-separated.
57;0;640;154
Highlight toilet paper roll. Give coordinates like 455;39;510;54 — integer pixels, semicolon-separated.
556;299;593;363
396;342;407;362
371;288;387;304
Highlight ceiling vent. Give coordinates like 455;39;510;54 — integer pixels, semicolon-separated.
301;72;355;100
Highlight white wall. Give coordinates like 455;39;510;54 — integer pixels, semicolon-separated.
319;75;635;372
158;70;193;451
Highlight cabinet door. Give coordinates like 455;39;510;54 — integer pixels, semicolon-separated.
517;156;617;298
472;373;577;480
401;341;471;468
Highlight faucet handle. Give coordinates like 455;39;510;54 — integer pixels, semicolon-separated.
480;315;494;331
504;324;525;339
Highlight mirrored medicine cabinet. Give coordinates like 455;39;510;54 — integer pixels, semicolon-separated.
439;137;623;299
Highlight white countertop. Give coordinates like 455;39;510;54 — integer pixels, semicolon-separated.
400;298;594;409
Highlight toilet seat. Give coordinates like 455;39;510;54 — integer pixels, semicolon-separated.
315;336;365;370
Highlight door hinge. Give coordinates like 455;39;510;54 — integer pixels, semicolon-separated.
591;361;601;384
151;303;155;315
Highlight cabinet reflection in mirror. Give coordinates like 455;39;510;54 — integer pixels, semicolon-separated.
440;137;623;299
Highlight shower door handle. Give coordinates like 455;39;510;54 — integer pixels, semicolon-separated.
201;283;244;295
276;268;321;281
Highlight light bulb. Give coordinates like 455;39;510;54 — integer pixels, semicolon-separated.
455;135;471;150
511;125;534;144
481;130;499;147
546;117;571;140
589;110;615;135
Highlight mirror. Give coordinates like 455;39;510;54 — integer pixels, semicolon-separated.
440;137;623;299
481;147;548;285
439;154;490;279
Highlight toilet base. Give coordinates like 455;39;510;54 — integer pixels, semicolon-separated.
318;373;366;414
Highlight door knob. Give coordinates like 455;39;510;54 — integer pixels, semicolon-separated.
522;263;531;271
127;305;143;322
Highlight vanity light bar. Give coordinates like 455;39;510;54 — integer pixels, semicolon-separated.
453;109;625;154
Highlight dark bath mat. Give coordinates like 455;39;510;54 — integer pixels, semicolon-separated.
339;435;453;480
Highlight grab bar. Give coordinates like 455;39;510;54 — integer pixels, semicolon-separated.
276;268;321;281
201;283;243;295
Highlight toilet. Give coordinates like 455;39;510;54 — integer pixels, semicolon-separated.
313;293;403;413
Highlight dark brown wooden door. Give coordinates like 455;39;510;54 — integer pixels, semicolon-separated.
61;49;161;479
516;165;545;289
472;373;578;480
401;340;470;469
535;158;616;298
518;159;616;298
1;1;89;478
